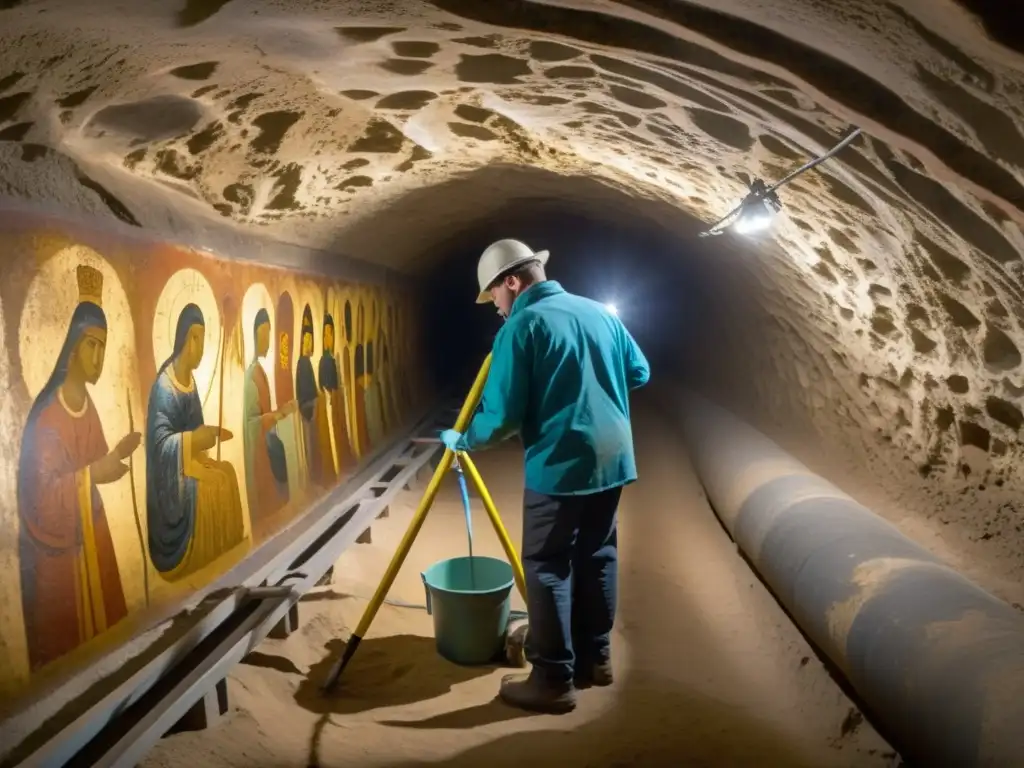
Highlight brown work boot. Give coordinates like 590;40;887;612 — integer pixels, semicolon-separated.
499;671;577;714
574;660;614;689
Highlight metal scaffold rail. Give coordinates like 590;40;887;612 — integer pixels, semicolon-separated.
2;403;452;768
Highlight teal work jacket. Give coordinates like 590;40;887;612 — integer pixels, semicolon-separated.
457;280;650;495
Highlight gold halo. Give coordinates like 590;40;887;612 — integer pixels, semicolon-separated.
324;285;341;355
326;285;339;327
151;268;221;407
355;291;366;346
338;288;355;346
20;245;136;410
296;284;324;363
241;282;275;408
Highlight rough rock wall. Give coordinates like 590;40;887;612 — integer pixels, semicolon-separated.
0;0;1022;587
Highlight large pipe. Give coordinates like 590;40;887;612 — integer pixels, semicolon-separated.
665;391;1024;767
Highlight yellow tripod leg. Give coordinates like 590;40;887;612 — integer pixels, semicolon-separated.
457;451;527;603
322;354;492;693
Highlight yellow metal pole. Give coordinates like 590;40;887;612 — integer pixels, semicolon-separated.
322;354;493;692
457;451;527;603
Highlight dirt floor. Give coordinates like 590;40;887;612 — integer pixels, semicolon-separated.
141;403;897;767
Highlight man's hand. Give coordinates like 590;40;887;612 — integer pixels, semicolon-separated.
439;429;462;452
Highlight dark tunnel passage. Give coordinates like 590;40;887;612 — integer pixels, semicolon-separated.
419;191;710;394
1;0;1024;766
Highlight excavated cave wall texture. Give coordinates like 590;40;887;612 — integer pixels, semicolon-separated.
1;0;1023;583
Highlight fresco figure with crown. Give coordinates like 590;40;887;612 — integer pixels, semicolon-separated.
16;265;141;671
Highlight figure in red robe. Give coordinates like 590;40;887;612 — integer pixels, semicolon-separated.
17;265;141;672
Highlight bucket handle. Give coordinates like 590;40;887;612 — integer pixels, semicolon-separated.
420;572;432;615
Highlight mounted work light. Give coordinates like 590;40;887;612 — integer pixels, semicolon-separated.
725;178;782;236
700;127;863;238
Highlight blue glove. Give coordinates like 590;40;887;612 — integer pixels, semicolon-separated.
439;429;463;452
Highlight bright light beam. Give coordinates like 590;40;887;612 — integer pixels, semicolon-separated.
732;208;775;235
605;302;619;316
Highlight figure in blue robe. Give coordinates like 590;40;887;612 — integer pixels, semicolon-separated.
146;303;246;581
296;304;335;486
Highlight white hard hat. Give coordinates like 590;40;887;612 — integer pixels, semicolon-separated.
476;239;550;303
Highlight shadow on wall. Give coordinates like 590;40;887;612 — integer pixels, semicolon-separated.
0;209;425;713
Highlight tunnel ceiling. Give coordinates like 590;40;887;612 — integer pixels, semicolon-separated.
2;1;1024;501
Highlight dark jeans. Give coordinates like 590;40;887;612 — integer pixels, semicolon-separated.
521;486;621;684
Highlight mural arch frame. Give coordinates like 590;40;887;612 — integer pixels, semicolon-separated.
14;243;149;681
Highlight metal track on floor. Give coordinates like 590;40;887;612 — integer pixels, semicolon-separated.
4;402;455;768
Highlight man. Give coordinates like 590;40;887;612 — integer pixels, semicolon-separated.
441;238;650;714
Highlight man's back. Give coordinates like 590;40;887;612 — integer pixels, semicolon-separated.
509;282;650;495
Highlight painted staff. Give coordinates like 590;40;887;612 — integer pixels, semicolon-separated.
216;323;227;462
217;297;243;461
126;387;149;607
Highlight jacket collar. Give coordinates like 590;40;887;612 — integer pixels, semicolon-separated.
509;280;564;318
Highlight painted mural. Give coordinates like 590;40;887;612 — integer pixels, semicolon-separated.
0;219;423;705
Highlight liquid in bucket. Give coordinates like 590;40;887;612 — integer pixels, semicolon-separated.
421;556;514;665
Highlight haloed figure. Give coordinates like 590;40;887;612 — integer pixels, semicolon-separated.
295;305;336;487
146;303;247;581
243;309;292;526
319;313;353;474
440;239;650;714
17;265;139;671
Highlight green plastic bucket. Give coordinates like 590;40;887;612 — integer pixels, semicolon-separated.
421;556;514;665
